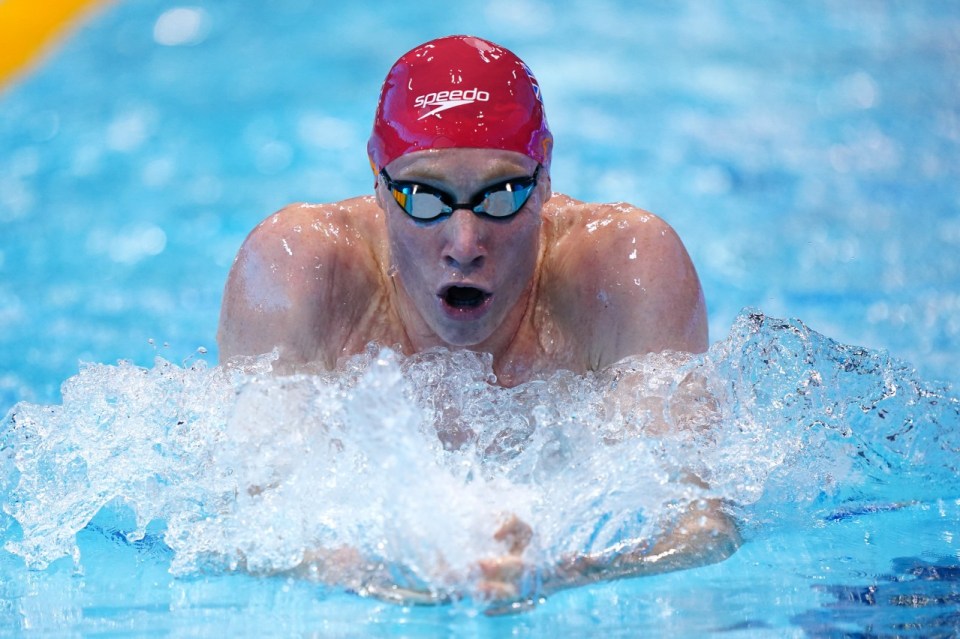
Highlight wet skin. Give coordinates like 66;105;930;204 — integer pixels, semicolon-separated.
378;150;544;355
218;148;708;386
216;148;731;608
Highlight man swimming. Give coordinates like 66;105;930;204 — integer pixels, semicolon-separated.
218;35;737;608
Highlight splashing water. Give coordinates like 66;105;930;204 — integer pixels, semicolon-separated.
1;311;957;604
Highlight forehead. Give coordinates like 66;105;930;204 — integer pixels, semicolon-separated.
386;148;537;184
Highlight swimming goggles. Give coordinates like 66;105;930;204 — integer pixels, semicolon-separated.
380;165;541;221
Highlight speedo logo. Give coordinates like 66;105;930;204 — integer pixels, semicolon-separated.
414;88;490;120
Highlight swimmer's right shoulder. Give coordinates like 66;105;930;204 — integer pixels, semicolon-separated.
236;197;386;275
246;196;383;251
220;196;386;368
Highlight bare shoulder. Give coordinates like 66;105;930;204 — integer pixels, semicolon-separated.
240;197;384;260
217;197;387;368
540;194;707;367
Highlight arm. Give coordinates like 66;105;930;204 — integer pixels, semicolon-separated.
547;497;740;588
293;546;453;605
477;500;740;613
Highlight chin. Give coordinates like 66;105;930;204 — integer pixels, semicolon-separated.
430;319;498;348
437;330;491;349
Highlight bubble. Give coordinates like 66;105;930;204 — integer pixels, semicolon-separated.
106;108;158;153
153;7;211;47
85;224;168;264
296;114;356;150
141;157;176;188
255;141;293;175
1;311;957;602
842;71;879;110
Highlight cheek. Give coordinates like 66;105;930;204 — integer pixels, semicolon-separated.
499;219;540;275
387;220;434;281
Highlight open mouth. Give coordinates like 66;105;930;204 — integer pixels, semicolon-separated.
441;286;491;309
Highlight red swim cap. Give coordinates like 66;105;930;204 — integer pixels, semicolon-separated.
367;35;553;172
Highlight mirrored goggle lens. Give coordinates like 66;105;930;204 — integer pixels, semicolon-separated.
478;183;534;217
398;183;535;219
391;189;450;219
384;168;539;220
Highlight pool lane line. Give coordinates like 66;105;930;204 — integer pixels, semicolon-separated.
0;0;111;92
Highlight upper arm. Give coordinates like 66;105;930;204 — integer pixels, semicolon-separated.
217;203;379;369
553;204;707;368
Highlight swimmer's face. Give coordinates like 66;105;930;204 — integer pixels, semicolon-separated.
378;148;548;349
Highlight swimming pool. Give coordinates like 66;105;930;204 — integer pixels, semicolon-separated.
2;0;959;635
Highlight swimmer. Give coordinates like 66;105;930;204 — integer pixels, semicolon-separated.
218;35;738;608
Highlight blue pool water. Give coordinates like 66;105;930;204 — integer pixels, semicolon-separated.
2;0;959;636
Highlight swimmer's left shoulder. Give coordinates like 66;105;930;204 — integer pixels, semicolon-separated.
544;195;679;255
541;195;707;359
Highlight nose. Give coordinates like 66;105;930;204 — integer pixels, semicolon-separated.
442;209;486;271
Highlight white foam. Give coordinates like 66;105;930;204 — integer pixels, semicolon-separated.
2;311;957;603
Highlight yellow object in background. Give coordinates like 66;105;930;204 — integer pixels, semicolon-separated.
0;0;108;90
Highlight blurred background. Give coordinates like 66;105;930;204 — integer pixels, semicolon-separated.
1;0;958;411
